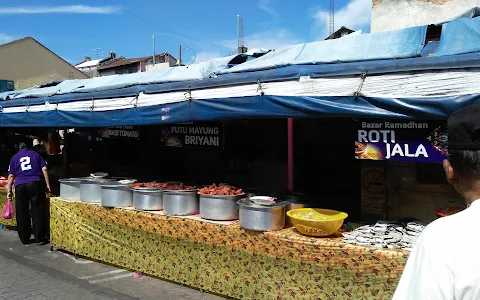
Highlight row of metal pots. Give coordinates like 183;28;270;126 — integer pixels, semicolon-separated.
132;186;295;231
60;178;201;216
59;178;313;232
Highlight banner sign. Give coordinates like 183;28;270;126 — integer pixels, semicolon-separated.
160;123;223;148
100;126;140;139
355;120;448;163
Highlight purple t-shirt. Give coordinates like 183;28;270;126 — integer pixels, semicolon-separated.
8;149;47;187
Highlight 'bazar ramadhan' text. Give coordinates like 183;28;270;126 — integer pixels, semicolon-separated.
361;122;429;129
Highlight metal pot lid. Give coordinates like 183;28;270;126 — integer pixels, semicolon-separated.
101;182;132;188
80;178;112;184
237;198;289;209
90;172;109;178
59;178;84;183
250;196;277;206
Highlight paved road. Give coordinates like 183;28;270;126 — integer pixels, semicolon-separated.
0;255;112;300
0;229;226;300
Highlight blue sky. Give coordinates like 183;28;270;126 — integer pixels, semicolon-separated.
0;0;371;65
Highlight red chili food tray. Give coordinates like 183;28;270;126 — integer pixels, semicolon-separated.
0;176;8;188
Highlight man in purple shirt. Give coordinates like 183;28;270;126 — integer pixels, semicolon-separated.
5;138;51;245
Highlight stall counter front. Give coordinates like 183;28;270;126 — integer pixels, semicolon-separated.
50;197;408;300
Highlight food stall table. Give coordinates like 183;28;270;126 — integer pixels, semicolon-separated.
50;197;408;300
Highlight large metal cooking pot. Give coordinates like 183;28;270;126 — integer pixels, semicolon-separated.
101;182;133;208
163;190;198;216
237;198;289;231
59;178;84;201
80;178;112;203
132;188;163;210
199;194;243;221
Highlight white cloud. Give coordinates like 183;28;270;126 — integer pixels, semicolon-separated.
0;33;16;44
191;51;222;64
225;29;302;51
0;5;120;14
258;0;278;18
192;28;302;64
313;0;371;40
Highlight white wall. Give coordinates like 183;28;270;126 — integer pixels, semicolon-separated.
145;62;171;72
372;0;480;32
78;66;99;78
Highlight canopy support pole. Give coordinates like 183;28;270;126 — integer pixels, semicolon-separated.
63;128;68;178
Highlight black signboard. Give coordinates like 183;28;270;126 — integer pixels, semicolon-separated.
99;126;140;139
160;123;223;148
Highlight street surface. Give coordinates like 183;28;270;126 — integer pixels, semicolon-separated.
0;229;226;300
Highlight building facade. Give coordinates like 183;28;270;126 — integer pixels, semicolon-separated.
98;53;177;77
372;0;480;32
75;53;120;78
0;37;88;90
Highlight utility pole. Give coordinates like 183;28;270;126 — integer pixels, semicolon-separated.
330;0;335;35
152;35;156;65
178;45;183;66
237;15;247;54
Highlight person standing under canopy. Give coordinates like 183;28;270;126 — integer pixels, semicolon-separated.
5;137;51;245
393;103;480;300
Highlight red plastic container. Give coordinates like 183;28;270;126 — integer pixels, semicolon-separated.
435;206;466;218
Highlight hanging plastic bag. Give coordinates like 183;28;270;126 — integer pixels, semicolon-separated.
2;199;14;220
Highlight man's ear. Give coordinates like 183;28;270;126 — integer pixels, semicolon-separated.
443;159;458;185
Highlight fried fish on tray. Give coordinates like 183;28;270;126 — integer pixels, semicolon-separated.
198;184;243;196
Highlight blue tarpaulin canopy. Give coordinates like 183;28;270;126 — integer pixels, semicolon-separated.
1;17;480;127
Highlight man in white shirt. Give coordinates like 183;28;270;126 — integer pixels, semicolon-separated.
393;103;480;300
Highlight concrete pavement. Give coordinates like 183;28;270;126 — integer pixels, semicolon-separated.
0;255;112;300
0;229;226;300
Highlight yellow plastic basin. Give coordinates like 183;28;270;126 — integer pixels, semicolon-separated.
287;208;348;237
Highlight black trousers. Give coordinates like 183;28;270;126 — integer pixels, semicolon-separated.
15;181;47;244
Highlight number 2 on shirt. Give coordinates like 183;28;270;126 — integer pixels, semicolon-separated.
20;156;32;171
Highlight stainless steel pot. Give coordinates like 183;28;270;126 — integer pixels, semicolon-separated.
59;178;83;201
237;198;289;231
101;183;133;207
199;194;243;220
132;188;163;210
80;178;112;203
163;190;198;216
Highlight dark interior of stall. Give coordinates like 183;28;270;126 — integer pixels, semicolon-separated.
294;118;361;221
63;118;361;222
1;118;361;222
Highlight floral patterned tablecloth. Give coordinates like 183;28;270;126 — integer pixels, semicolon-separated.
50;197;408;300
